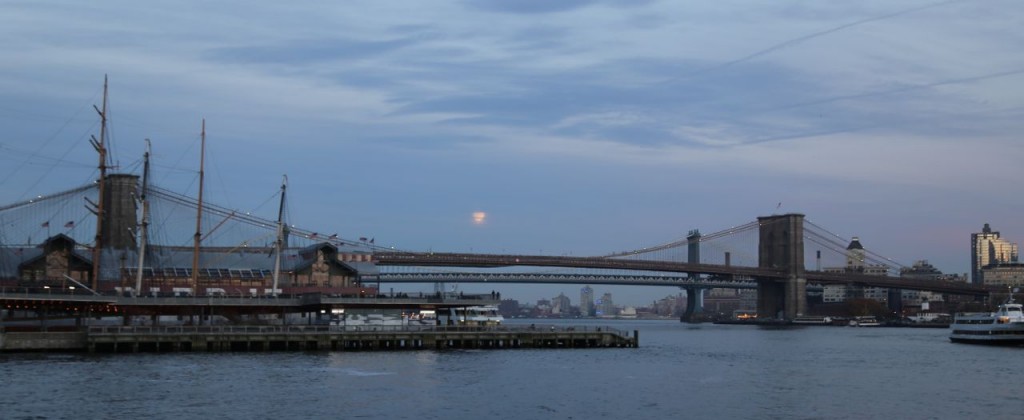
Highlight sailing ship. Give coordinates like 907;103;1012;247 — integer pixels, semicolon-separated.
0;77;380;297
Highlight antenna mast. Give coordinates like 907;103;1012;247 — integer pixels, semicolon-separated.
191;119;205;295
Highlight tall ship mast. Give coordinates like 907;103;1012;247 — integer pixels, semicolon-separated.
272;175;287;295
191;119;206;294
134;140;151;296
90;75;109;290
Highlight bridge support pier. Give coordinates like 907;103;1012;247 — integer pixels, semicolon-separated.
757;214;806;320
887;289;903;317
681;230;705;322
680;287;704;322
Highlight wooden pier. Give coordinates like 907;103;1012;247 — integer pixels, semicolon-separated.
1;325;638;352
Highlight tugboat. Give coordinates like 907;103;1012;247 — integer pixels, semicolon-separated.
949;292;1024;345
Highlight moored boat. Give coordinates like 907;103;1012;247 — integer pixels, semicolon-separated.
792;316;832;325
452;305;504;326
949;297;1024;345
848;316;880;327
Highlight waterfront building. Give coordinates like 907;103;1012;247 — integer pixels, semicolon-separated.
2;233;376;295
497;298;521;318
532;299;552;317
822;237;889;303
551;293;572;317
980;263;1024;288
653;293;684;317
580;285;595;317
704;288;742;316
738;289;757;311
597;293;616;317
898;260;945;311
971;223;1019;284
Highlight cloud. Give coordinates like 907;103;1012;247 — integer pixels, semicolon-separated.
465;0;600;14
3;0;1024;282
206;37;422;65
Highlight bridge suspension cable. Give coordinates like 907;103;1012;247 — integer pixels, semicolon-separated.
600;220;761;258
0;184;96;213
804;219;908;270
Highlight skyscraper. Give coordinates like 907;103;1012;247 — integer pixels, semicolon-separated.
597;292;615;317
971;223;1019;284
580;285;594;317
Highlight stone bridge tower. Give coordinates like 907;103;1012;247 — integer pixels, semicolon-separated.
757;213;806;320
102;174;140;250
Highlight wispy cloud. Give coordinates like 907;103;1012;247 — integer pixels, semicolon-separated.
2;0;1023;284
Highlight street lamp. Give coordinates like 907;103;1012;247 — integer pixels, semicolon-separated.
44;286;50;295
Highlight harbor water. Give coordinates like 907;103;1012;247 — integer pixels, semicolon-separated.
1;319;1019;419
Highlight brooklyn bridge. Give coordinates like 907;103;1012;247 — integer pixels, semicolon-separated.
0;168;988;324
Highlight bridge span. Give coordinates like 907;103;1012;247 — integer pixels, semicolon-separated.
376;272;758;289
373;252;988;297
374;252;784;278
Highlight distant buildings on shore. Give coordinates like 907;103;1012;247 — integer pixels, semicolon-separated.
497;286;683;319
500;222;1022;319
972;223;1021;287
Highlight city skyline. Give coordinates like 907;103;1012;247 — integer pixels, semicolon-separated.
2;1;1023;305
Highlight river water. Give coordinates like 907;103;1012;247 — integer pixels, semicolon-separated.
1;319;1020;419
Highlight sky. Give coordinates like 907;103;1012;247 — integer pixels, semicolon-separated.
1;0;1023;306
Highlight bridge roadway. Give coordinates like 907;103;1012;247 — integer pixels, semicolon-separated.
377;272;759;289
373;252;990;296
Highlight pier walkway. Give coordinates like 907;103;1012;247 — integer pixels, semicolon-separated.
1;324;638;352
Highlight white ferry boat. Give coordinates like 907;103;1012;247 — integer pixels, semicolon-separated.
792;316;832;325
950;298;1024;345
453;305;504;326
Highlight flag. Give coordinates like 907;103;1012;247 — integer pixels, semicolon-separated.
41;221;50;228
64;221;75;228
369;237;374;244
359;237;367;242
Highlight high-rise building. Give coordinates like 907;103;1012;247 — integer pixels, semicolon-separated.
551;293;572;317
971;223;1019;284
580;285;595;317
597;292;615;317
